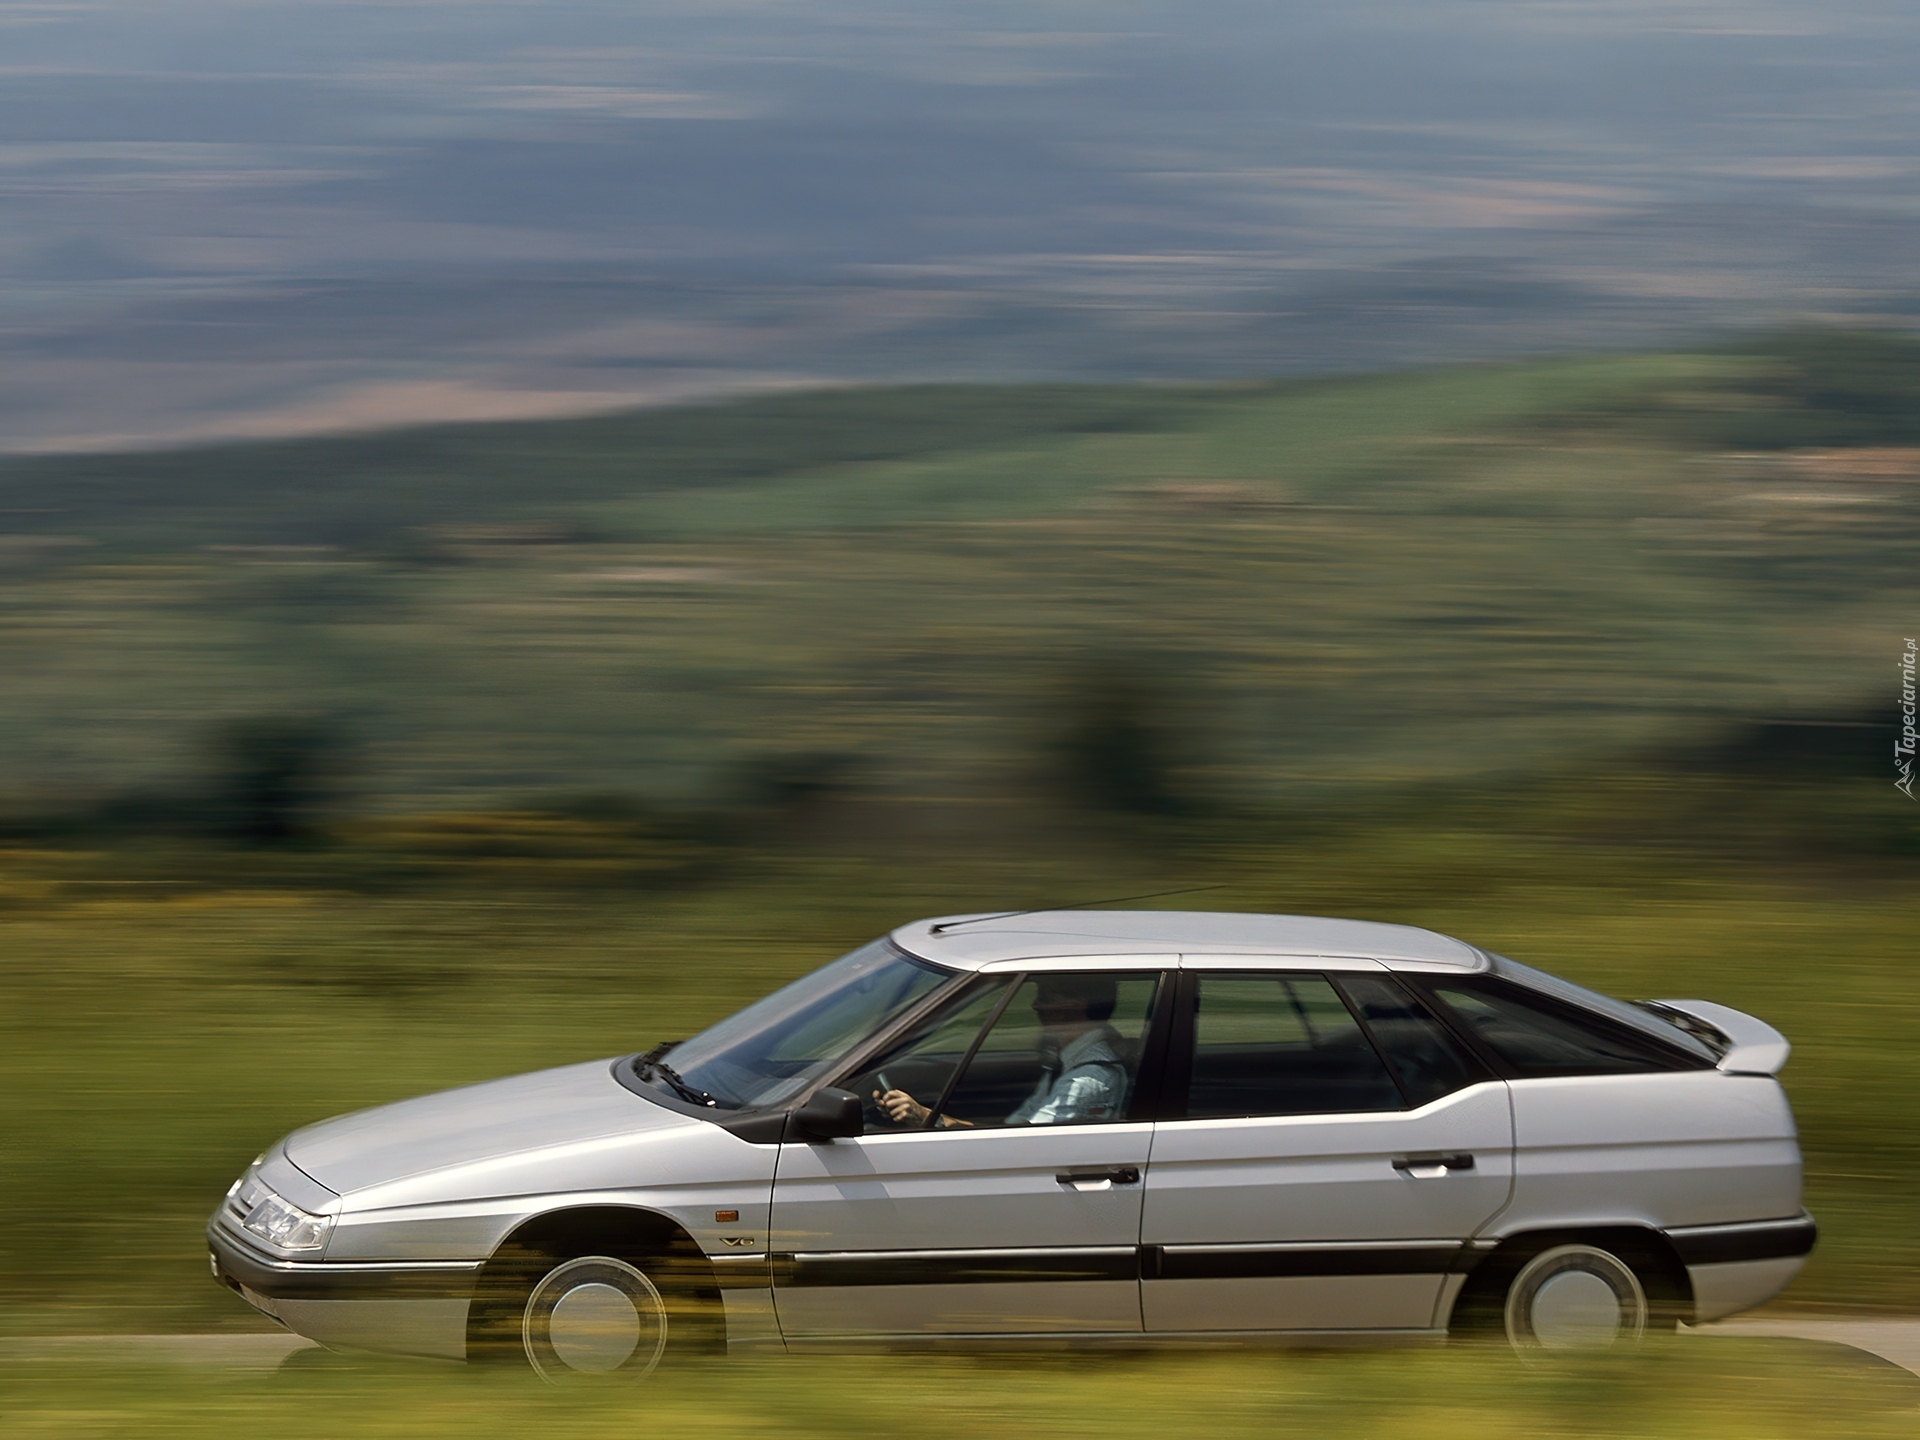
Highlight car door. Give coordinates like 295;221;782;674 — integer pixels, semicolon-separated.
770;962;1171;1340
1140;963;1514;1334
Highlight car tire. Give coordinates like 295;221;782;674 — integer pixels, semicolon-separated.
516;1254;671;1383
470;1244;703;1382
1500;1243;1649;1352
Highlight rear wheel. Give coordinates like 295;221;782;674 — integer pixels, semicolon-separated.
1502;1243;1648;1351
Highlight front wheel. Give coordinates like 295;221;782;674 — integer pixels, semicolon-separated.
1502;1243;1649;1351
518;1255;671;1383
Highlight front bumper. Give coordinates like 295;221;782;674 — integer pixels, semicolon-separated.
208;1221;484;1361
207;1220;483;1301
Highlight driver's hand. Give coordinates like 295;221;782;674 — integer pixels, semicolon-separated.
875;1088;929;1125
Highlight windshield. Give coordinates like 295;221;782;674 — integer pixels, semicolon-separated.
658;939;954;1110
1490;954;1717;1062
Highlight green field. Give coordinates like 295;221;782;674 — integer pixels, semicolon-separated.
2;334;1918;1436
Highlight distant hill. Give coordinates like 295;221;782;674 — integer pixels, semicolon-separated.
0;385;1210;552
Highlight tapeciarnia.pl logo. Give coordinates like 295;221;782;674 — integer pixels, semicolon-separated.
1899;638;1917;801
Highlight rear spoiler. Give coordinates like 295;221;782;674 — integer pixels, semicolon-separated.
1643;999;1790;1076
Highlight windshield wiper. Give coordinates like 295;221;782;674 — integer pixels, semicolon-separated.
652;1060;720;1108
635;1043;720;1108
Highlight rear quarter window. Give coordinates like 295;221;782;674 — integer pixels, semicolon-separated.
1422;978;1708;1078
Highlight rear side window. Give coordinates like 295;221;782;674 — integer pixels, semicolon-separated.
1185;974;1403;1118
1337;975;1485;1107
1425;979;1697;1077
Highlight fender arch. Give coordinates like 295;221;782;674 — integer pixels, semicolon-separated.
1447;1225;1694;1333
466;1204;724;1360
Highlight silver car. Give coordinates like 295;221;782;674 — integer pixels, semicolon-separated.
208;911;1813;1376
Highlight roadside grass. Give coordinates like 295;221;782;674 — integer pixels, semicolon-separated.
3;807;1917;1336
1;1341;1915;1440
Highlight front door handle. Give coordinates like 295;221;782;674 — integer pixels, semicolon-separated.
1055;1166;1141;1191
1392;1153;1474;1176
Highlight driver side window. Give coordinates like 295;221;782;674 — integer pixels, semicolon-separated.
839;979;1013;1134
935;973;1160;1130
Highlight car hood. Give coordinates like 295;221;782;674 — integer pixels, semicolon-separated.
283;1058;691;1199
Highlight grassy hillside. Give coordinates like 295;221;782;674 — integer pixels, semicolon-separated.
1;337;1915;816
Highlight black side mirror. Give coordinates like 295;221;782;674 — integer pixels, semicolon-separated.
790;1086;863;1142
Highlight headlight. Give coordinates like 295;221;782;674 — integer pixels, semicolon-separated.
225;1160;332;1253
243;1192;332;1252
225;1159;268;1213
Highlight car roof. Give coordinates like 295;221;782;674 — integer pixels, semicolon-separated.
892;910;1486;973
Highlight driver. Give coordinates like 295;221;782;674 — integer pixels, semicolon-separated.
876;975;1128;1129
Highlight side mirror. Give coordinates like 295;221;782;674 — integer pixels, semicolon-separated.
790;1086;863;1142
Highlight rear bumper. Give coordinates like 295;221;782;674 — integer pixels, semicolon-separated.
1664;1213;1817;1323
1665;1214;1817;1268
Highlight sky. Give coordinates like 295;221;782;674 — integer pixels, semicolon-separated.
2;0;1918;447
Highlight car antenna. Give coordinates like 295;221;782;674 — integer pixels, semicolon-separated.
928;885;1226;935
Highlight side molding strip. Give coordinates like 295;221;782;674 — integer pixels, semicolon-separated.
777;1247;1139;1288
1148;1242;1465;1281
747;1242;1476;1288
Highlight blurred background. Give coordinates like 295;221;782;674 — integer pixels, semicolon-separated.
6;0;1920;449
2;3;1919;1431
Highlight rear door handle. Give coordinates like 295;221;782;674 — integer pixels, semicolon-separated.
1392;1153;1474;1176
1055;1166;1141;1191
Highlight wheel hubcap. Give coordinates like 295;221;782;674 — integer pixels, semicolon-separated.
547;1282;642;1372
1505;1244;1647;1351
1529;1270;1624;1347
522;1256;668;1382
